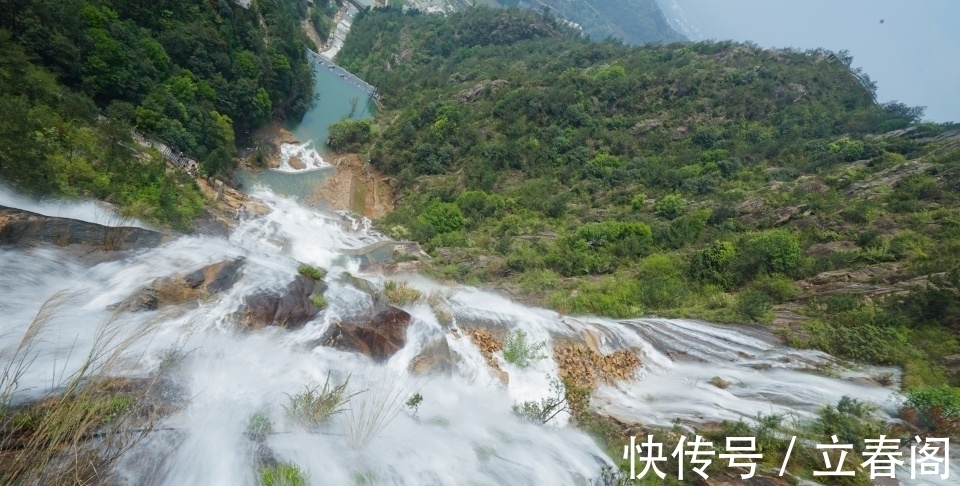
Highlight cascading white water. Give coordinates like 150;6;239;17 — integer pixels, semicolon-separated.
1;184;945;485
276;142;329;173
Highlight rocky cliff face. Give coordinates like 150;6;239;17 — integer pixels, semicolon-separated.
0;206;164;251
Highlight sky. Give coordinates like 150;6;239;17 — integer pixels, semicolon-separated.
656;0;959;122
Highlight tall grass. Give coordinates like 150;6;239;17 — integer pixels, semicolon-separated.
340;376;412;449
0;291;177;485
284;373;357;430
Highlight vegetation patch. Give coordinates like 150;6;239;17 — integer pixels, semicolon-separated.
284;374;356;430
297;264;326;281
382;280;423;306
258;462;308;486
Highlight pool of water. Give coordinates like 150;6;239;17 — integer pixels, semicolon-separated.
287;62;376;155
239;61;376;199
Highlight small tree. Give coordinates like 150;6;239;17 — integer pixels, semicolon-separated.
418;202;465;234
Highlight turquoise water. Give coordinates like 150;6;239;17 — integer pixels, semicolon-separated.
287;63;376;154
236;166;335;201
238;61;376;199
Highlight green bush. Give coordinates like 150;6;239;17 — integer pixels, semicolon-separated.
297;264;326;280
259;462;308;486
749;275;798;303
502;329;547;369
418;202;465;234
689;240;737;286
738;230;801;278
904;385;960;420
327;119;374;152
812;397;886;453
828;138;865;161
736;289;772;322
654;194;686;220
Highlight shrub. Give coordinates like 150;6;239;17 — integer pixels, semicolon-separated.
689;240;737;287
284;374;356;429
327;119;374;152
654;193;686;220
511;379;567;424
418;202;465;234
739;230;801;278
297;264;325;280
749;275;798;303
811;396;886;453
903;385;960;429
259;462;308;486
502;329;547;369
736;289;772;322
828;138;865;161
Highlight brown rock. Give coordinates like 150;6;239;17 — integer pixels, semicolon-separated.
321;306;412;361
242;275;327;329
409;337;454;375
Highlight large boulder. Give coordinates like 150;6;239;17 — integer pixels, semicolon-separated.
242;275;327;329
408;337;454;376
0;206;163;250
111;258;246;312
320;306;412;362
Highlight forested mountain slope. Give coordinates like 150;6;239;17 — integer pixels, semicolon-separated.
505;0;686;44
337;7;960;396
0;0;318;227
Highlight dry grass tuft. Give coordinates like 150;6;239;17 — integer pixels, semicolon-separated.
0;291;180;485
382;280;422;306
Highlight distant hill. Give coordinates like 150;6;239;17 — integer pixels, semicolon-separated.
500;0;685;44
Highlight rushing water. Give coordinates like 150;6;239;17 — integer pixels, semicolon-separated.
4;182;943;485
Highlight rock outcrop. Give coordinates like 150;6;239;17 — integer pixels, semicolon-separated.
409;337;454;375
0;206;163;250
242;275;327;329
112;258;245;312
320;306;412;361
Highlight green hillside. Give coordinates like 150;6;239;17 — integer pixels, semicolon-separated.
0;0;320;227
338;7;960;398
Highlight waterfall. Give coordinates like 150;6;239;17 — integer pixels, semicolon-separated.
2;184;944;485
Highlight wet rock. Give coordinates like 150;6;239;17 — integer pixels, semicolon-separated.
111;258;246;312
111;287;160;312
320;306;412;361
243;275;327;329
409;337;454;376
0;206;164;250
206;258;244;294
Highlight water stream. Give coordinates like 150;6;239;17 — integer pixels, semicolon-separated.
2;183;934;485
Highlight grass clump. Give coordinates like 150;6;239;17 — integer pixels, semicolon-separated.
309;294;328;309
284;373;356;430
342;378;409;449
246;411;272;440
382;280;423;306
259;462;308;486
502;329;547;369
297;264;326;280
